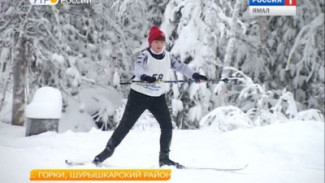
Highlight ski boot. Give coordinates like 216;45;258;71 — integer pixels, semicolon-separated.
159;153;184;169
93;146;114;166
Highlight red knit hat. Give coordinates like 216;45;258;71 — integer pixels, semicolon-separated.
148;26;166;46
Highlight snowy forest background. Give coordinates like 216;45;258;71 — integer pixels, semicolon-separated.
0;0;324;132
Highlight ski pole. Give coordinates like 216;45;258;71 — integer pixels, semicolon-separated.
119;78;230;85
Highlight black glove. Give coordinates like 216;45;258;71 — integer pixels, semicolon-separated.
140;75;157;83
192;73;208;83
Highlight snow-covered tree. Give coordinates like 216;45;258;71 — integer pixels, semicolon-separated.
0;0;323;129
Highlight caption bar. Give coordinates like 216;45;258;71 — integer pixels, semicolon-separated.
30;169;172;181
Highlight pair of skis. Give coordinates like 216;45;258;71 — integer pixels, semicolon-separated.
65;160;248;172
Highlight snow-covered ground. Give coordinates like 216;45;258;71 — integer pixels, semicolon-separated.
0;120;323;183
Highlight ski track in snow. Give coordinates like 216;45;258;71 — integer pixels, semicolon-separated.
0;121;323;183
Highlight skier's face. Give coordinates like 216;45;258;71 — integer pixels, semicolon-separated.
151;40;165;53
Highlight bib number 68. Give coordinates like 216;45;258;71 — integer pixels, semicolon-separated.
152;74;164;81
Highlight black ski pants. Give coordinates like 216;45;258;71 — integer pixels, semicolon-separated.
106;89;173;158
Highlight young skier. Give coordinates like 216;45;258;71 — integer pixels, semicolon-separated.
93;26;208;168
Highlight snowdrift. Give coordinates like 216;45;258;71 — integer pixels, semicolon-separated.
0;120;323;183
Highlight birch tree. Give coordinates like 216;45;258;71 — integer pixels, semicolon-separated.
0;1;33;126
11;35;29;126
216;0;242;106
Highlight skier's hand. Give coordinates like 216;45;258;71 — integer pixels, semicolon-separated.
140;75;157;83
192;73;208;83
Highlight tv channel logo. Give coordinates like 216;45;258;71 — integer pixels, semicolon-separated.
30;0;58;5
30;0;91;5
249;0;296;16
